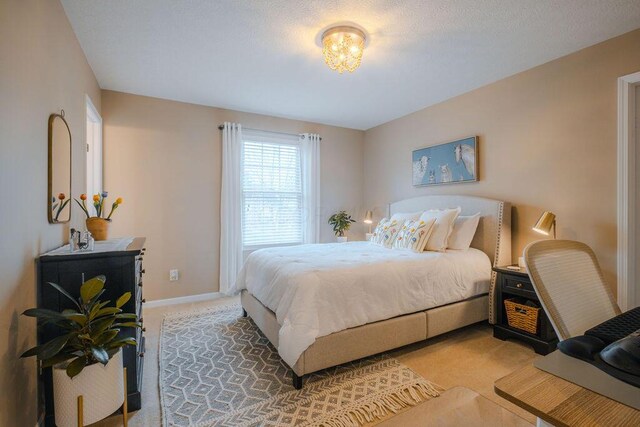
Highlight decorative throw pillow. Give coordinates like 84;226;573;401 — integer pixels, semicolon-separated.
371;218;403;248
448;213;481;250
392;218;437;252
371;218;388;245
390;211;422;223
419;207;462;252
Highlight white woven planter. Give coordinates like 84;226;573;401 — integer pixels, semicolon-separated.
336;236;348;243
53;350;124;427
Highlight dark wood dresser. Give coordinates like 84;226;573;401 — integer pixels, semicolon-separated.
37;237;146;426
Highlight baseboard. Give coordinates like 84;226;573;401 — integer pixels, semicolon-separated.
144;292;222;308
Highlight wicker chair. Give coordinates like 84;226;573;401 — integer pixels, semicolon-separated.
523;240;620;341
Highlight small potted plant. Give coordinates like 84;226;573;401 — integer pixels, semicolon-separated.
328;210;356;242
21;276;140;427
74;191;123;240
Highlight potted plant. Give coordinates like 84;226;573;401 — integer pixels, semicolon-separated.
74;191;123;241
328;210;356;242
21;276;141;427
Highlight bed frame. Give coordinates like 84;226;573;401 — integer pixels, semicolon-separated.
241;195;512;389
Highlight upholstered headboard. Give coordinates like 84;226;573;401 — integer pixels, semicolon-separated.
389;195;512;323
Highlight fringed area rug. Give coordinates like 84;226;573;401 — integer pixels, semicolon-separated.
160;303;441;427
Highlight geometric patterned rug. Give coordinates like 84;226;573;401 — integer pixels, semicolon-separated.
159;303;442;427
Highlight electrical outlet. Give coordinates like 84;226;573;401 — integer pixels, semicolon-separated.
169;269;179;281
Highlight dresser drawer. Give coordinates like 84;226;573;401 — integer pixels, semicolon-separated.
502;275;536;296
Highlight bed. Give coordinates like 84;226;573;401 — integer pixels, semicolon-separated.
234;195;512;388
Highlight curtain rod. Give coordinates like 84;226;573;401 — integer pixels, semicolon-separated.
217;124;322;140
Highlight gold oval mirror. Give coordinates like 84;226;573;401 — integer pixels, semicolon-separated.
48;111;72;224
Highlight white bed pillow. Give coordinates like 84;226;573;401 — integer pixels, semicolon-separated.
392;218;437;252
390;211;422;223
419;207;462;252
448;213;481;250
371;218;404;248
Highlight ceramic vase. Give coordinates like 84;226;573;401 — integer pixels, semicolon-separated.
86;217;109;241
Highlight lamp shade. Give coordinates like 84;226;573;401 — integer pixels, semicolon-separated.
363;210;373;224
533;211;556;236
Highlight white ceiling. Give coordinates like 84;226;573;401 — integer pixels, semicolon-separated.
61;0;640;130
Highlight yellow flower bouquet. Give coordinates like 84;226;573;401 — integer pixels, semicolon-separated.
73;191;123;240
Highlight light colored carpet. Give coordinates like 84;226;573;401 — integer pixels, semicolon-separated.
94;295;537;426
159;303;441;427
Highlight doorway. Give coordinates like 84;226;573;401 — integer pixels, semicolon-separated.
636;84;639;308
86;95;102;197
617;72;640;311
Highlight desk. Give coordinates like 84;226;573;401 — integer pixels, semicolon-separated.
495;364;640;426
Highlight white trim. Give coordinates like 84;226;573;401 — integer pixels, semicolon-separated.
617;71;640;311
85;94;103;197
242;128;300;145
144;292;222;308
85;94;101;123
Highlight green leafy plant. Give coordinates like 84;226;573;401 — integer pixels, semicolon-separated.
20;276;141;378
328;210;356;237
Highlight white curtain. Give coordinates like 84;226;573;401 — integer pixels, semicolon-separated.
300;133;321;243
219;122;243;294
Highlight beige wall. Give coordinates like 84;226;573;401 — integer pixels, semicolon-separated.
364;28;640;291
0;0;101;424
1;4;636;421
102;91;365;301
636;85;640;298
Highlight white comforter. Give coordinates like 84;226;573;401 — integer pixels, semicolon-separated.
232;241;491;367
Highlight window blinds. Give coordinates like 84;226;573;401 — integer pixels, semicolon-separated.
242;137;303;248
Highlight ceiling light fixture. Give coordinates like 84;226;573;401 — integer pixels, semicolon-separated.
321;25;366;74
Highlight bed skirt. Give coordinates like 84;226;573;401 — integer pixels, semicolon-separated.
241;290;489;377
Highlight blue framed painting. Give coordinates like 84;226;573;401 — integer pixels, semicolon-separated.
412;136;478;186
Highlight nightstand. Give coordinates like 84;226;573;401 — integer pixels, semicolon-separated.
493;266;558;355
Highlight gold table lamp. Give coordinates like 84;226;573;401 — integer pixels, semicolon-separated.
364;210;373;234
533;211;556;239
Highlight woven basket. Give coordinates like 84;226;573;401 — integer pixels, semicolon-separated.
505;298;540;334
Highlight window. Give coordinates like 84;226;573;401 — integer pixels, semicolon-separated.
242;132;302;249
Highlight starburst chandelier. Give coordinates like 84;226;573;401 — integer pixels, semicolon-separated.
321;26;366;74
